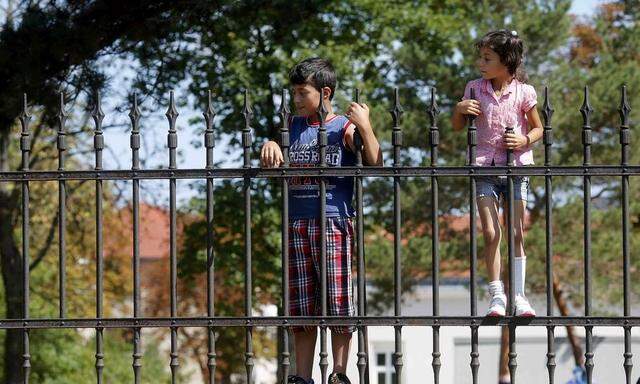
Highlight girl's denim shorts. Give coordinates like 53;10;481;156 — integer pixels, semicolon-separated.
476;175;529;202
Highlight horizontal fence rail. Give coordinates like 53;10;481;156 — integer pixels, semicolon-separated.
1;166;639;181
1;84;635;384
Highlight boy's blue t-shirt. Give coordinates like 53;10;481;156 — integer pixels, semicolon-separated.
288;114;356;219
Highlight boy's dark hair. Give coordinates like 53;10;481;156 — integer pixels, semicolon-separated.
475;29;528;83
289;57;337;100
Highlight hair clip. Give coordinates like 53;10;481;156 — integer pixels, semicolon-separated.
510;30;518;37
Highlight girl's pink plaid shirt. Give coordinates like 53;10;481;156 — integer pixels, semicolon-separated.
462;78;538;166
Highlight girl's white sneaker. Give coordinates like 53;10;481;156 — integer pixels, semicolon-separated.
514;295;536;317
486;294;507;317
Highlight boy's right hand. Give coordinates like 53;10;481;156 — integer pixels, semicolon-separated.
455;99;482;116
260;140;284;168
346;102;371;131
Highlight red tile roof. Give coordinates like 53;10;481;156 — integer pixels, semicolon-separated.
106;203;184;260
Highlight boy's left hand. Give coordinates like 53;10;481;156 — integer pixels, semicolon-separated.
503;131;529;149
345;102;371;131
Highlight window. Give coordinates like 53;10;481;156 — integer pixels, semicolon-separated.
374;351;397;384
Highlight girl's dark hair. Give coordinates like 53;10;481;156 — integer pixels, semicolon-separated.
289;57;337;100
475;29;528;83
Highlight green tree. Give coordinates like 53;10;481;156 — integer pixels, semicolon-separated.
174;1;575;379
0;328;171;384
517;0;640;314
0;113;137;383
160;180;282;382
366;0;640;376
0;2;330;382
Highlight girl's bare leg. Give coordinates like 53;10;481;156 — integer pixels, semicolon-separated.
478;196;508;316
478;196;502;281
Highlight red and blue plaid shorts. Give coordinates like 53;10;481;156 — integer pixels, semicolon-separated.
289;217;355;334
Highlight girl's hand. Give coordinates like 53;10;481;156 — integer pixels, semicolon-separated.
346;102;371;131
260;140;284;167
455;99;482;116
503;131;529;149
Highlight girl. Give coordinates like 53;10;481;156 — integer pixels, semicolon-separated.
451;30;544;318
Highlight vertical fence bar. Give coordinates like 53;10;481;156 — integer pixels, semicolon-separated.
241;90;254;384
203;91;217;384
427;87;441;384
19;94;31;384
353;88;369;384
278;89;291;384
467;88;479;384
390;88;404;383
57;92;67;319
317;93;329;384
580;86;594;383
92;92;105;384
166;91;180;383
619;85;632;384
542;86;556;384
129;94;142;384
505;126;517;384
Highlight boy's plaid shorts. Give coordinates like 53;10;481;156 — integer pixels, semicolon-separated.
289;217;355;334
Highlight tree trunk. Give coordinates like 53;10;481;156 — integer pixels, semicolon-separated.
553;273;584;366
0;129;24;384
0;212;24;384
497;271;585;383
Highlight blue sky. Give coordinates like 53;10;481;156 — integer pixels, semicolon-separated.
571;0;601;16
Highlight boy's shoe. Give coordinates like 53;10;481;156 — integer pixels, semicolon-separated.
514;295;536;317
486;293;507;317
328;372;352;384
288;375;313;384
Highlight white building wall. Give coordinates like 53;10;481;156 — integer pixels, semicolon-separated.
303;283;640;384
223;283;640;383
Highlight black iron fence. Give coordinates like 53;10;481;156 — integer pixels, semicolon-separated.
0;84;636;384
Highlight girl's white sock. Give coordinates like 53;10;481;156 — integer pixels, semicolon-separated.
514;257;526;297
488;280;504;297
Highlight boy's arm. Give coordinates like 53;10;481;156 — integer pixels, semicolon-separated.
260;140;284;167
345;102;383;166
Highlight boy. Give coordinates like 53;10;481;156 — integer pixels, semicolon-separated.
261;57;382;384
